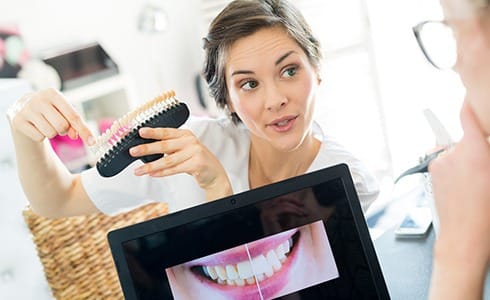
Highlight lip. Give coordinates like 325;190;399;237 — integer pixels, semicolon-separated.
187;229;300;300
266;115;298;133
187;229;297;266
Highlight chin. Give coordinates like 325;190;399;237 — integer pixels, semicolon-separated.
273;140;304;153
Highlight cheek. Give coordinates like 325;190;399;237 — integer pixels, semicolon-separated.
299;77;318;113
228;92;260;121
234;100;259;124
299;70;319;98
457;36;490;90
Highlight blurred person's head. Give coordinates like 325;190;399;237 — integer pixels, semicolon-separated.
440;0;490;134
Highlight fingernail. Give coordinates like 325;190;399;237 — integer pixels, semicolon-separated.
130;148;139;155
134;168;144;175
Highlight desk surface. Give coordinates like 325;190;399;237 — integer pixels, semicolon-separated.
374;226;490;300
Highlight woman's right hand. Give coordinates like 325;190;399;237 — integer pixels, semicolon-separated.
7;88;94;145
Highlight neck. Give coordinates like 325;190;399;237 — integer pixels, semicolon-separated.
248;134;320;189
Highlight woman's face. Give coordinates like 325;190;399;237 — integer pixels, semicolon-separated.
441;0;490;134
224;26;320;152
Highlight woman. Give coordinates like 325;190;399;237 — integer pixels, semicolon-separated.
425;0;490;299
6;0;378;218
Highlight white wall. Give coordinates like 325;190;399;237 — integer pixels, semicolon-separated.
1;2;207;298
1;0;466;176
0;0;206;114
367;0;464;175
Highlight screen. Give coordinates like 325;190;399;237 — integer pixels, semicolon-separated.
117;176;385;299
43;43;118;90
398;207;432;230
165;221;338;300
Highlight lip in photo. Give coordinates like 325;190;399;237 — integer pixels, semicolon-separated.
165;220;339;300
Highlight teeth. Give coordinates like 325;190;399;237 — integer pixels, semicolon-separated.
251;255;273;278
215;266;227;281
200;237;294;286
237;260;253;279
225;265;239;280
266;249;281;272
275;242;287;263
235;278;245;286
205;266;218;280
276;120;289;126
90;90;181;161
256;273;265;282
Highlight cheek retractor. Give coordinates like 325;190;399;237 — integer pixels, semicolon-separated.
89;90;190;177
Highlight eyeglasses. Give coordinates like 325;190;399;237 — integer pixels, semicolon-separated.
412;20;457;70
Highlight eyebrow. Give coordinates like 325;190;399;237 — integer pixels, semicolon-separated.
275;50;295;66
230;50;297;77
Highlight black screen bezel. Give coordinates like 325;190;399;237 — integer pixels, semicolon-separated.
108;163;390;299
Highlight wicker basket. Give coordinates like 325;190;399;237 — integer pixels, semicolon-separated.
22;202;168;300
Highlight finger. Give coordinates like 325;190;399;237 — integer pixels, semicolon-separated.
40;104;71;136
20;120;45;142
146;155;194;177
50;93;94;145
130;140;167;157
137;147;195;176
27;112;58;139
460;101;486;142
135;140;197;174
67;127;78;140
130;135;194;157
138;127;189;140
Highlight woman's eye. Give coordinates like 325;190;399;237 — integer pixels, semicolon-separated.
241;80;258;90
282;66;297;78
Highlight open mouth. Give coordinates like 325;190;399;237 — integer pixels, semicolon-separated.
191;231;300;287
268;116;298;127
275;119;292;127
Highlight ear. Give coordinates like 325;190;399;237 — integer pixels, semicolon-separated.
315;70;322;85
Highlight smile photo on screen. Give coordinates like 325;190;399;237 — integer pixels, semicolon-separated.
165;220;338;300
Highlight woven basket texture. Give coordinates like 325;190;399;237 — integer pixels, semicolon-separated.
22;202;168;300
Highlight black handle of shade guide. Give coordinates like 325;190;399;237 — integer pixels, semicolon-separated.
96;103;190;177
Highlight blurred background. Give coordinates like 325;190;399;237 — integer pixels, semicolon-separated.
0;0;464;298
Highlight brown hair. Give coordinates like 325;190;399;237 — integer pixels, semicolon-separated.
202;0;322;124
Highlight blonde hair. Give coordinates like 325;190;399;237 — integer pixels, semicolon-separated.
443;0;489;19
472;0;489;7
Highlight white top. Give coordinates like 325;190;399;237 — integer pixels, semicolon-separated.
81;117;379;215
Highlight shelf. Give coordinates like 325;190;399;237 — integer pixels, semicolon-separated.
63;74;130;106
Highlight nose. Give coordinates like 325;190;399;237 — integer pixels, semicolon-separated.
265;84;288;112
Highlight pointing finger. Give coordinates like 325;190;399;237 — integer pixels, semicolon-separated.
50;91;95;145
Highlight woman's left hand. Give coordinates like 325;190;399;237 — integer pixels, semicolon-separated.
129;127;232;200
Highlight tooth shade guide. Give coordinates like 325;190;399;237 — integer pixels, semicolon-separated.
93;90;190;177
89;90;177;159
